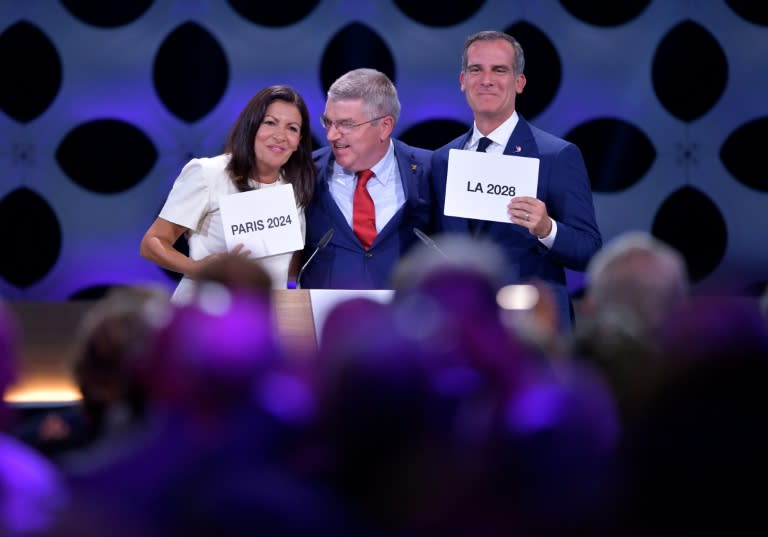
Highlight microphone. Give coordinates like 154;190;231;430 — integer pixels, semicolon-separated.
413;228;448;259
295;228;334;289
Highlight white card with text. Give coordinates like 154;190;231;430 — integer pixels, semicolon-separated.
444;149;540;223
219;184;303;258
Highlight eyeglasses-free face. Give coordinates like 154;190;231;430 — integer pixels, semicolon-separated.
461;38;526;128
253;101;302;182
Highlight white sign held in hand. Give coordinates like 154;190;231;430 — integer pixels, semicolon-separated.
219;183;304;258
444;148;540;224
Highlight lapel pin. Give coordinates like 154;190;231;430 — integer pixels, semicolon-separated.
411;164;417;171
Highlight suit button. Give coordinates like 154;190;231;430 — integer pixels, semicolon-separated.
364;252;373;258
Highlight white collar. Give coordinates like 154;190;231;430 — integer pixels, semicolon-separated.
333;139;395;184
471;110;519;150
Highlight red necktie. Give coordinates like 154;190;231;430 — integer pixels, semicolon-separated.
353;169;377;249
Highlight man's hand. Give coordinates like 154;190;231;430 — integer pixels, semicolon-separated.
507;196;552;238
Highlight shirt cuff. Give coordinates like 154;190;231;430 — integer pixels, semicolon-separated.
538;219;557;249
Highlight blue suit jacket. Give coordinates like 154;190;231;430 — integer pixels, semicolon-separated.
431;116;602;330
300;139;433;289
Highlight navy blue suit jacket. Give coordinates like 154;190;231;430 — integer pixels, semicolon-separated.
300;139;433;289
431;116;602;330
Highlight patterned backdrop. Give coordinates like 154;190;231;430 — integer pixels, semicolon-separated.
1;0;767;301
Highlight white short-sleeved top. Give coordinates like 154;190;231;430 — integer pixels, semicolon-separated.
159;154;305;303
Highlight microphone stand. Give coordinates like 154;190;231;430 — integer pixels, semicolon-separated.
413;228;448;259
295;228;335;289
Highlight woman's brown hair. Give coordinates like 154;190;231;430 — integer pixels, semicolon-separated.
225;85;315;208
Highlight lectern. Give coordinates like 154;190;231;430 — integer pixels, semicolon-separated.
6;289;393;405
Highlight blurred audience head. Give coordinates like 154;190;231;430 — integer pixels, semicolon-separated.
492;363;621;536
316;297;437;461
393;232;562;357
73;285;170;427
572;231;690;423
312;261;558;533
391;232;509;294
136;283;279;422
0;435;70;537
625;297;768;535
392;262;530;396
313;297;437;530
584;230;689;331
194;253;273;301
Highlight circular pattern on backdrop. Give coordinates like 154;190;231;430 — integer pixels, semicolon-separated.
565;118;656;193
0;188;61;288
0;21;62;123
652;186;728;283
60;0;152;28
399;119;470;151
0;2;766;299
153;22;230;123
69;284;119;301
320;22;396;94
559;0;652;27
725;1;768;26
55;119;158;193
652;21;728;123
503;21;561;120
227;0;320;27
393;1;487;27
719;117;768;192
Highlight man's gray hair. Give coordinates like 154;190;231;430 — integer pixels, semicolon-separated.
586;230;689;329
461;30;525;75
327;68;401;123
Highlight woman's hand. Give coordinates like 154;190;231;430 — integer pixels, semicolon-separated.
192;244;252;278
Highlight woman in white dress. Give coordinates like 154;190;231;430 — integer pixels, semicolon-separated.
140;86;316;304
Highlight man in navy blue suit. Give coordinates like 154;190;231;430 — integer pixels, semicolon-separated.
299;68;433;289
431;31;602;332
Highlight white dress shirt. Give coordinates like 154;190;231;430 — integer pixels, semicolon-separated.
328;140;405;234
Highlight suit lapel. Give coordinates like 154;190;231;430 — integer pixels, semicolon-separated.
504;116;538;158
394;140;425;203
374;141;419;243
316;151;360;248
